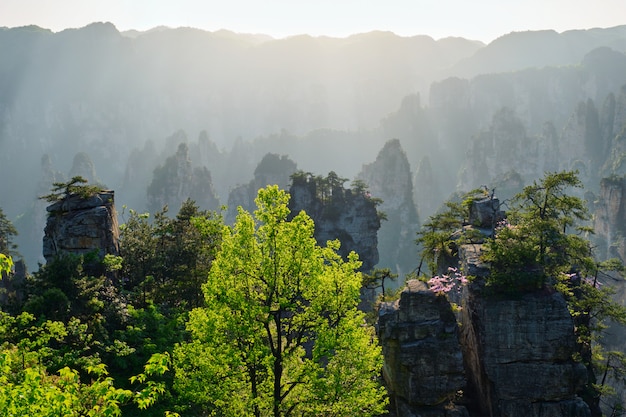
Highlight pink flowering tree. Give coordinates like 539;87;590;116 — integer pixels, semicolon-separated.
427;267;468;296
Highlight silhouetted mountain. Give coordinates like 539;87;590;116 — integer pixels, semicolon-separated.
449;25;626;78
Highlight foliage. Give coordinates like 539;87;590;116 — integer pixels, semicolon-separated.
173;185;387;416
24;253;119;324
254;153;297;177
363;267;398;297
481;170;593;292
477;171;626;412
0;253;12;276
0;314;174;417
415;188;487;275
415;201;464;275
290;170;385;222
0;350;133;417
119;200;223;309
39;176;105;203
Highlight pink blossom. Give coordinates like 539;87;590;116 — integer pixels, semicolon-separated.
427;271;468;294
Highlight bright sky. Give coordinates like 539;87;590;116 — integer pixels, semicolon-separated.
0;0;625;43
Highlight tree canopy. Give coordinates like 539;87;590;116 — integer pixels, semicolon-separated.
172;185;387;416
482;170;593;291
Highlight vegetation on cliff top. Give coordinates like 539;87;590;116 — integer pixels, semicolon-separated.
416;170;626;414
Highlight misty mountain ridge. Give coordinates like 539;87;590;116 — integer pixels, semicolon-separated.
3;21;626;271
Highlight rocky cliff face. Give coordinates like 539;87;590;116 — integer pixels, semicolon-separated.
455;274;589;417
378;280;468;417
289;174;380;272
602;86;626;177
459;200;589;416
414;155;444;220
43;191;120;267
378;197;590;417
379;253;591;417
458;107;560;192
358;139;420;276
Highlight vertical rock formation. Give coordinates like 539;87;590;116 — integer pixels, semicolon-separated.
377;279;468;417
289;173;381;272
414;155;443;220
459;91;611;193
377;197;591;417
593;176;626;261
14;154;67;269
602;87;626;177
358;139;420;276
459;107;534;191
147;142;220;213
68;152;98;184
43;190;120;267
455;276;589;417
456;199;590;417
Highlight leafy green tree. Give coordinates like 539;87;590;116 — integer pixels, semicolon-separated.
19;253;132;379
415;188;487;275
0;254;12;276
119;199;222;309
0;317;174;417
172;185;387;416
482;170;593;291
480;171;626;414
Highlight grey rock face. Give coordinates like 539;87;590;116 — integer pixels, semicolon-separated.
43;191;119;264
147;142;220;213
358;139;420;276
456;274;590;417
378;280;468;417
379;242;591;417
468;196;503;231
289;177;380;272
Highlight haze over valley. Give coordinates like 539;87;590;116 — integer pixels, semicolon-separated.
2;22;626;271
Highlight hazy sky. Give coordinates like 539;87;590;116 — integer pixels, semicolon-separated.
1;0;625;43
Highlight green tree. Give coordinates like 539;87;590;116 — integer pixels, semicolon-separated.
482;170;592;291
172;185;387;416
39;176;104;203
480;171;626;414
119;199;222;309
0;254;12;276
415;188;487;275
0;314;173;417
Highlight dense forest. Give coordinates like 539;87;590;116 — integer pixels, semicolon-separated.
3;22;626;416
